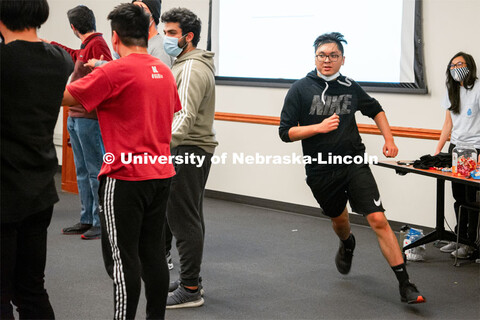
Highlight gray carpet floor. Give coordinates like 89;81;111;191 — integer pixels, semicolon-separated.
38;176;479;319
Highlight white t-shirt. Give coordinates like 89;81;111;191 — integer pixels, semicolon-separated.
442;79;480;148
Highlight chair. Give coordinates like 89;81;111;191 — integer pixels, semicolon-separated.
454;201;480;267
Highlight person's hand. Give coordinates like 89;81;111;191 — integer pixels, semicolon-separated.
317;113;340;133
433;147;442;156
383;140;398;158
84;55;103;69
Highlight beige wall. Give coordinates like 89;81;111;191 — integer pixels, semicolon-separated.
45;0;480;227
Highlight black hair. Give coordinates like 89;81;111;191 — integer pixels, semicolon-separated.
132;0;161;26
67;5;96;34
313;32;347;55
446;52;478;114
108;3;149;48
0;0;49;31
161;7;201;47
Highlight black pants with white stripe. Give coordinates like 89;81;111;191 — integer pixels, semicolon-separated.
99;176;171;320
166;145;213;287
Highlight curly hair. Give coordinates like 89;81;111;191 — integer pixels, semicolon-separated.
313;32;347;55
161;7;201;47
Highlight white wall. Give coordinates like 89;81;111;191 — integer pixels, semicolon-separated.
43;0;480;228
42;0;118;161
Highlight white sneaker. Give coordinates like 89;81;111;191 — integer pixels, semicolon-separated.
450;245;474;259
440;242;457;253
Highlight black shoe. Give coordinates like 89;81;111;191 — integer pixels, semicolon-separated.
335;234;355;274
62;223;92;235
400;281;426;304
81;226;101;240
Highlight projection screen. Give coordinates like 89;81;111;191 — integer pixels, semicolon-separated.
210;0;427;93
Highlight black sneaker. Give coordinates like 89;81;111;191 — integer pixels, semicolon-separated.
62;223;92;235
400;281;426;304
81;226;101;240
166;284;204;309
169;279;204;296
335;234;355;274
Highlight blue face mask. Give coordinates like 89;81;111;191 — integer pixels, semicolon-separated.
163;35;187;57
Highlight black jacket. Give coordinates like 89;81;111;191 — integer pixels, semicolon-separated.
1;41;73;222
279;70;383;176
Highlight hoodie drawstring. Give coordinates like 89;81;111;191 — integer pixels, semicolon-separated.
321;82;329;105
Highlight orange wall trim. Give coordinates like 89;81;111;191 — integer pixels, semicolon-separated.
214;112;441;140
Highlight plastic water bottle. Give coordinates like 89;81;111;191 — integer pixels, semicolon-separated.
399;225;410;248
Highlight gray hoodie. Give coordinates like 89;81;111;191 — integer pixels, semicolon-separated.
171;48;218;153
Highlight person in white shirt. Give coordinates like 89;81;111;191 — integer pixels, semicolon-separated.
435;52;480;259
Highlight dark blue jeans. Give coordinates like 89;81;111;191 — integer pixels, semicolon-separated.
1;206;55;319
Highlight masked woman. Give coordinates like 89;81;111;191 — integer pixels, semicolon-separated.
434;52;480;259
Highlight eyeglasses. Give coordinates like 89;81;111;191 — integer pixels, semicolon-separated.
450;61;467;69
316;54;341;62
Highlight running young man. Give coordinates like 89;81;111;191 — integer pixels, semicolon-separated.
279;32;426;304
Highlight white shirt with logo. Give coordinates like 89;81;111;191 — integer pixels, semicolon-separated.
442;79;480;148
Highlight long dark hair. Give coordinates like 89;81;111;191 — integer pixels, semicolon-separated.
446;52;478;114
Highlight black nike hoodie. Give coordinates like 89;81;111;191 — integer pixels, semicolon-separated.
279;70;383;176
